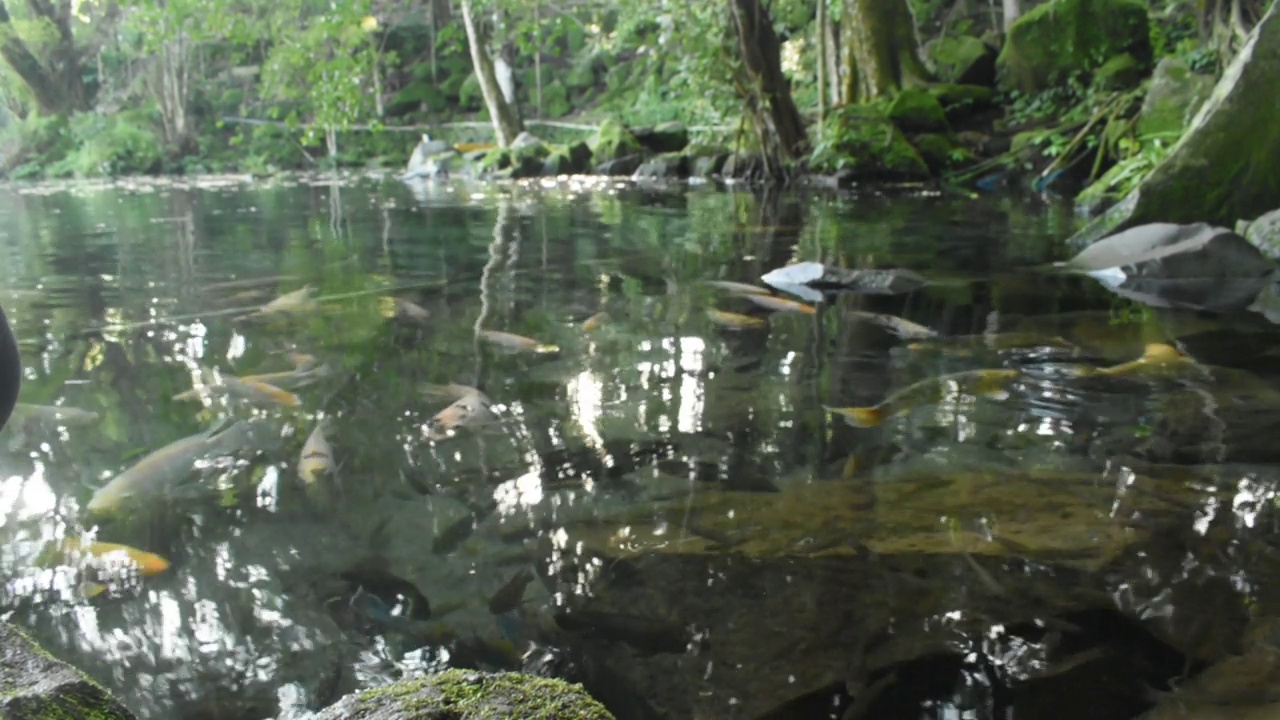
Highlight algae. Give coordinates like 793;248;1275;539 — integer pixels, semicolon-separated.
315;669;615;719
996;0;1152;93
0;623;136;720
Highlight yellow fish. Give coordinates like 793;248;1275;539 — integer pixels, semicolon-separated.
478;330;559;354
825;368;1020;428
1093;343;1191;377
174;371;300;407
738;294;817;315
298;421;334;486
847;311;936;340
707;309;768;330
704;280;772;295
582;312;610;332
426;390;496;440
454;142;497;153
379;296;431;324
241;286;318;320
39;538;172;576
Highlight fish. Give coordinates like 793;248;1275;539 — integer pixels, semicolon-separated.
37;538;172;576
707;309;768;330
297;421;335;487
737;293;817;315
8;404;99;426
704;280;772;295
1092;342;1192;377
582;312;610;332
86;420;257;515
379;296;431;324
174;369;301;407
242;286;319;320
825;368;1020;428
454;142;496;153
487;568;536;615
477;330;559;354
238;365;329;391
846;310;937;340
906;332;1077;353
426;389;497;440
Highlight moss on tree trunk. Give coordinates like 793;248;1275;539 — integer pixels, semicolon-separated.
841;0;933;103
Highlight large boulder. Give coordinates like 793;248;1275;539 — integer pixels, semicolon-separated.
313;670;615;720
0;622;136;719
1069;2;1280;246
810;106;930;181
996;0;1152;93
1244;208;1280;260
887;87;949;133
1136;57;1216;139
927;35;998;86
632;121;689;154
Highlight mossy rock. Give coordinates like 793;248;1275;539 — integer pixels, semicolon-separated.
996;0;1152;93
633;152;689;179
589;118;644;162
888;87;949;133
927;35;998;86
912;133;966;172
632;121;689;154
1136;57;1215;140
811;106;931;180
313;670;615;720
543;140;593;175
691;150;730;177
1094;52;1145;91
480;138;549;179
0;622;136;719
1244;208;1280;260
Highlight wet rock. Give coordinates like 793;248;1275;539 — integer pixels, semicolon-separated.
1136;57;1216;139
594;155;643;177
926;35;998;86
1070;2;1280;244
1095;52;1146;90
1140;617;1280;719
0;622;136;719
887;87;949;133
690;152;729;178
543;141;593;176
313;670;614;720
1243;208;1280;260
632;122;689;154
996;0;1151;93
762;262;930;295
589;119;644;163
480;140;551;180
632;153;688;180
810;106;930;181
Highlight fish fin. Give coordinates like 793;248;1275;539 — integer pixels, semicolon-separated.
823;406;882;429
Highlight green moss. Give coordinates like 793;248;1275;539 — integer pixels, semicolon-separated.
888;87;950;133
912;133;966;171
928;35;997;86
588;118;644;162
1094;53;1144;90
811;105;931;180
1136;57;1215;139
996;0;1152;93
0;623;136;720
336;670;615;720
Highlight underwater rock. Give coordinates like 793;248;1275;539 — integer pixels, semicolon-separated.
1136;57;1216;140
1069;1;1280;244
996;0;1151;93
0;622;136;719
312;670;614;720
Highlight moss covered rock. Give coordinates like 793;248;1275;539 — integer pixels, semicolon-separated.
589;119;644;162
996;0;1152;93
543;140;593;176
1244;208;1280;260
912;133;967;172
313;670;615;720
927;35;998;86
480;136;551;179
0;622;136;720
633;121;689;154
1069;1;1280;246
812;106;930;180
1136;57;1216;140
888;87;949;133
1094;52;1145;90
633;152;689;179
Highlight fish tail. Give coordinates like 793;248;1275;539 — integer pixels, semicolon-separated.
824;406;883;429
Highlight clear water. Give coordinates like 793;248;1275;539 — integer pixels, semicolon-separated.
2;173;1280;720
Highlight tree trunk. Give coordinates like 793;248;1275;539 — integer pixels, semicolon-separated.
460;0;524;147
823;8;841;105
817;0;828;124
1002;0;1022;32
841;0;932;103
0;0;87;114
727;0;808;166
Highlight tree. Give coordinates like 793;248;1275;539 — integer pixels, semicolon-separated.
460;0;524;147
841;0;932;103
1002;0;1022;32
727;0;807;171
0;0;90;115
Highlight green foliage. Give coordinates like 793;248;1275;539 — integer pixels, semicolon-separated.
11;109;165;178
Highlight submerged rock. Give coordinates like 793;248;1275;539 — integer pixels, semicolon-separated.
1070;2;1280;244
313;670;614;720
0;622;136;719
996;0;1151;93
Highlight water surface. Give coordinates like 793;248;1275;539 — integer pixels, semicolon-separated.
2;174;1280;720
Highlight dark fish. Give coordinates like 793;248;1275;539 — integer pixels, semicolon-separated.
553;610;691;656
487;568;535;615
432;514;477;555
